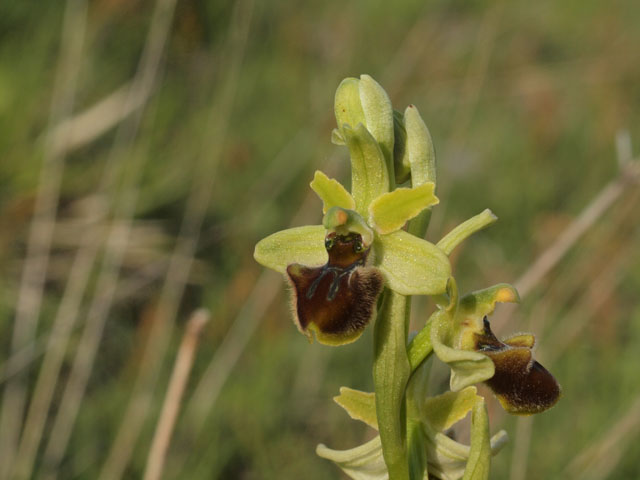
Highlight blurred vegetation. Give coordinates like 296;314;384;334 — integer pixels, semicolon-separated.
0;0;639;479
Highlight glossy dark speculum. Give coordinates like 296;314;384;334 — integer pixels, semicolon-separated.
474;317;561;415
286;232;383;345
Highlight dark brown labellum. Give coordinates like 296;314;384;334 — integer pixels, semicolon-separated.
475;317;561;415
286;232;383;345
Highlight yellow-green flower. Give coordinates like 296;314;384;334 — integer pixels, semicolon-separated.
431;281;561;415
254;172;449;345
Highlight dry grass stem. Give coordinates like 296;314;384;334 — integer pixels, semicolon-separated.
565;395;640;480
97;4;253;479
0;0;88;476
40;0;179;474
143;309;210;480
48;81;151;157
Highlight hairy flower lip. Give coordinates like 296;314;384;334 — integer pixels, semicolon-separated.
474;317;561;415
286;232;384;346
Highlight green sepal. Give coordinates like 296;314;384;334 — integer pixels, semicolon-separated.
335;77;366;133
334;387;378;430
424;423;507;480
323;207;374;247
462;400;491;480
253;225;327;274
368;183;438;235
404;104;436;188
392;110;411;184
431;312;495;392
310;170;355;214
359;74;395;183
317;436;388;480
343;124;390;217
375;230;451;296
436;210;497;256
422;387;480;433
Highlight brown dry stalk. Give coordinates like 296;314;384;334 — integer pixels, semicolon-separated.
143;310;210;480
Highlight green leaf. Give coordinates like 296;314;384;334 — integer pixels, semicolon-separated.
431;314;495;392
253;225;327;274
422;387;480;433
462;400;491;480
404;105;436;188
360;74;395;183
375;231;451;296
436;210;497;256
335;77;366;132
317;436;388;480
310;170;355;214
334;387;378;430
373;291;411;480
369;183;438;234
343;124;390;216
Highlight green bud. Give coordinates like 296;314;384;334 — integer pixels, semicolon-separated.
392;110;411;184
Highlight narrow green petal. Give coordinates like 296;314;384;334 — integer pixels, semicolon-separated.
253;225;327;274
334;387;378;430
375;230;451;295
404;104;436;187
317;436;387;480
436;209;498;256
343;124;390;216
360;74;395;183
369;183;438;234
459;283;520;316
431;314;495;392
335;77;365;132
422;387;480;433
462;400;491;480
310;171;355;213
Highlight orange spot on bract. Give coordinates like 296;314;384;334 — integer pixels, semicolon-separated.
496;288;516;303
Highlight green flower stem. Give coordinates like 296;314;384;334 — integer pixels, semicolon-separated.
373;290;411;480
406;312;438;372
436;209;497;255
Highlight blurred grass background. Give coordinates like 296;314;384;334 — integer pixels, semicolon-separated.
1;0;639;479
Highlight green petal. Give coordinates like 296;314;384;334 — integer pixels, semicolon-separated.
462;400;491;480
422;387;480;433
375;230;451;295
317;436;388;480
334;387;377;430
310;171;355;214
432;313;495;392
253;225;327;274
404;104;436;187
359;74;395;181
368;183;438;234
335;77;365;132
459;284;520;316
436;209;498;256
343;124;390;216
